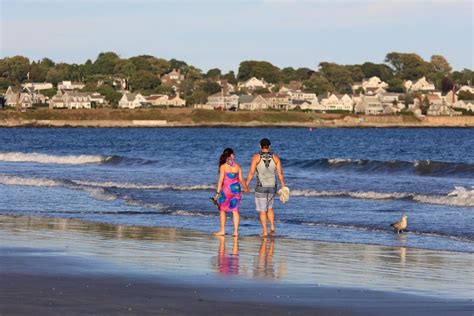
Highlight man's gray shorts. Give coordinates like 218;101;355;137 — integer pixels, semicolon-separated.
255;188;276;211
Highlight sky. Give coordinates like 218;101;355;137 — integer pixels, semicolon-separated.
0;0;473;72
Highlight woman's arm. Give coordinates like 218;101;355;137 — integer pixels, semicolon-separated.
238;165;249;192
214;165;225;199
246;154;259;187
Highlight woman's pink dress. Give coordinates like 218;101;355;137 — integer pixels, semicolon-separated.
217;172;242;212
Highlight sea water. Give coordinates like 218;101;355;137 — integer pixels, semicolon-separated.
0;127;472;253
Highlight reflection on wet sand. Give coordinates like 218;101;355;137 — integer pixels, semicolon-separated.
213;236;239;276
1;215;473;299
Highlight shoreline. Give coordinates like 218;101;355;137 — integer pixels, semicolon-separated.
1;108;473;128
1;215;473;300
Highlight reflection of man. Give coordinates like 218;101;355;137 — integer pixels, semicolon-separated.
253;238;275;279
214;236;239;275
246;138;286;237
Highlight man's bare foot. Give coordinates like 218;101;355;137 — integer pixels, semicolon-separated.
270;230;275;235
213;231;225;236
233;232;239;237
261;233;268;238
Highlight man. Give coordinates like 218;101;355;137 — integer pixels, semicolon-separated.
246;138;285;237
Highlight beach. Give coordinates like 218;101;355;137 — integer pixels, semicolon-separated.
1;215;473;315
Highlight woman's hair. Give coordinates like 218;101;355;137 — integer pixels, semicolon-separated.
219;148;234;169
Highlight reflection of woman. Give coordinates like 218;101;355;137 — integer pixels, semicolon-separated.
215;236;239;275
213;148;248;237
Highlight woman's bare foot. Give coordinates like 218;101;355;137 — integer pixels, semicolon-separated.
213;231;225;236
233;232;239;237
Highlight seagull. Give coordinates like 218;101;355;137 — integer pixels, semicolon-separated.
390;215;407;234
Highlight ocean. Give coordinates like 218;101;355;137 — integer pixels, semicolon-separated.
0;127;473;253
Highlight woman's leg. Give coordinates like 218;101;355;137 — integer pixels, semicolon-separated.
232;211;240;237
213;211;226;236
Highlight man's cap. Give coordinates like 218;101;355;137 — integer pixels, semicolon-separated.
260;138;271;147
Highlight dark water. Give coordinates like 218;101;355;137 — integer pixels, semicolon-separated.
0;128;473;252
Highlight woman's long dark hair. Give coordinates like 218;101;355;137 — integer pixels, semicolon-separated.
219;148;234;170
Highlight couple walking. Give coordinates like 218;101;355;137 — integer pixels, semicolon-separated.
213;138;286;237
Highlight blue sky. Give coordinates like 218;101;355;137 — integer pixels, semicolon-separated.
1;0;472;72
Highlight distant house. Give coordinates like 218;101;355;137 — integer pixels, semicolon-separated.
261;92;290;110
206;91;239;110
216;79;235;94
287;99;312;111
87;92;106;105
238;77;269;91
238;95;269;111
319;93;353;112
452;100;474;112
378;92;402;106
118;92;147;109
288;91;318;103
352;76;388;94
444;90;457;105
425;94;443;106
355;95;383;115
161;69;185;86
49;91;92;109
427;103;462;116
21;82;53;91
167;94;186;107
383;105;401;115
404;77;436;92
146;94;169;106
57;81;85;91
458;85;474;94
279;80;303;93
4;86;45;108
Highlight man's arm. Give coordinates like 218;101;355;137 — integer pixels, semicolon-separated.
273;154;286;188
246;154;259;187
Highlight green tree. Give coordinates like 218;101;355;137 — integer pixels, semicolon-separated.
318;62;353;93
222;71;237;84
385;52;432;80
169;59;187;71
294;67;314;81
200;81;221;95
387;78;404;93
206;68;222;78
93;52;120;75
431;55;452;75
1;56;30;81
441;76;454;94
97;84;122;105
129;70;161;92
360;62;393;81
303;74;334;95
237;60;281;83
280;67;296;83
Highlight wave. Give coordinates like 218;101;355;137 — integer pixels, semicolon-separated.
292;186;474;207
72;180;214;191
283;158;474;178
0;152;112;165
0;152;159;166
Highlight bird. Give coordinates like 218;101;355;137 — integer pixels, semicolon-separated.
390;215;407;234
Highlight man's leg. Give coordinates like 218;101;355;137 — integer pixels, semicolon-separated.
259;210;268;236
267;208;275;233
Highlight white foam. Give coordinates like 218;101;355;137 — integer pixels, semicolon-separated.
328;158;358;164
0;175;62;187
72;180;214;191
0;152;111;165
291;188;474;207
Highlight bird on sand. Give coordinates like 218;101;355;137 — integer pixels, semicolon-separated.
390;215;408;234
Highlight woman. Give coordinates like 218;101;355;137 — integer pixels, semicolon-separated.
213;148;248;237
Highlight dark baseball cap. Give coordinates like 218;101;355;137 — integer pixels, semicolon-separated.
260;138;271;147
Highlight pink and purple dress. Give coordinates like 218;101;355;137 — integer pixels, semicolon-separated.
217;170;242;213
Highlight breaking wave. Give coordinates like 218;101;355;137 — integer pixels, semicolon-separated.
291;186;474;207
72;180;214;191
283;158;474;178
0;152;159;166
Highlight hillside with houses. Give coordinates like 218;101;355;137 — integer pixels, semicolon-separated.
1;52;473;117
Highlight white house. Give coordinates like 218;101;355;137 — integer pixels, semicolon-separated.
118;92;147;109
88;92;105;105
355;95;384;115
405;77;436;92
58;81;86;91
288;91;318;103
238;95;269;111
4;86;46;108
458;85;474;94
21;82;53;91
238;77;269;91
206;91;239;110
319;93;353;112
353;76;388;94
427;103;462;116
146;94;169;106
167;95;186;107
49;91;92;109
261;93;290;110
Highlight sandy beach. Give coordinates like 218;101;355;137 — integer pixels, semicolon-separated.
1;215;472;315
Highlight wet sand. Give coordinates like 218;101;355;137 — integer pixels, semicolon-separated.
0;215;473;315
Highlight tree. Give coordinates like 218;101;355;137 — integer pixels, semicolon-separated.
1;56;30;81
431;55;452;74
199;81;221;95
302;74;334;95
169;59;187;71
129;71;161;92
97;84;122;105
452;69;474;85
318;62;353;93
385;52;432;80
237;60;280;83
387;78;404;93
280;67;296;83
294;67;314;81
222;71;237;84
206;68;222;78
441;76;454;94
93;52;120;75
360;62;393;81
